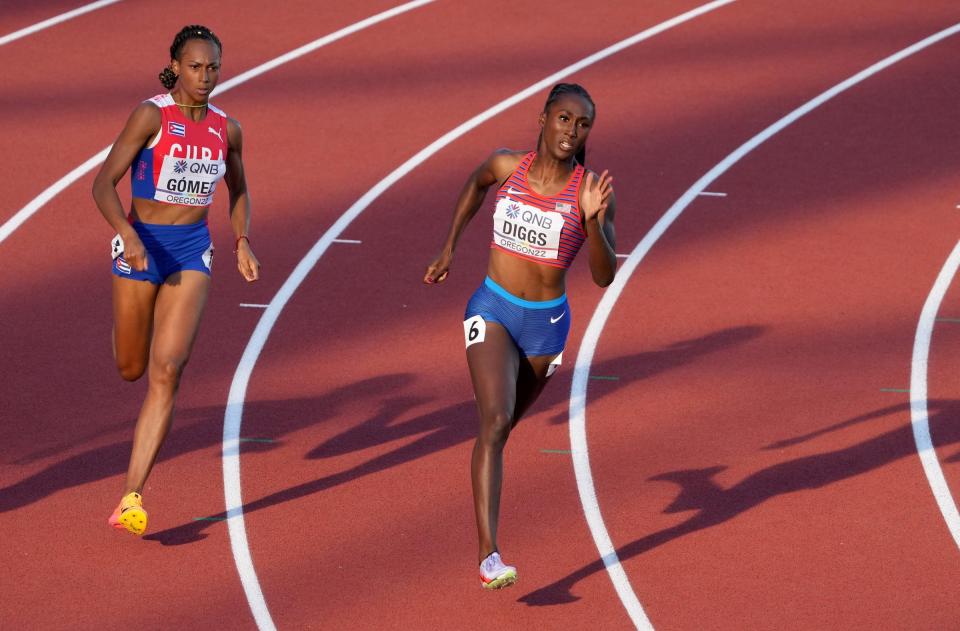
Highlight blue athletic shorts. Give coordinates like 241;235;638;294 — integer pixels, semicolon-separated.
464;276;570;357
111;220;213;284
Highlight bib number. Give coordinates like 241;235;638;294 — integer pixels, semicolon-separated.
493;198;563;260
464;315;486;348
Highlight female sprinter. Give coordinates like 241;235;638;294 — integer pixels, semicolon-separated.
92;25;260;536
423;83;615;588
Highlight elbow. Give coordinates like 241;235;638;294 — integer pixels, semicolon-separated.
91;172;112;202
593;270;616;288
591;254;618;287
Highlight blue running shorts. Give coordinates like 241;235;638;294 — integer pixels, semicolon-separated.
464;276;570;358
111;220;213;284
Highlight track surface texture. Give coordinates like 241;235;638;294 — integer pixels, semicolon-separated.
2;1;960;629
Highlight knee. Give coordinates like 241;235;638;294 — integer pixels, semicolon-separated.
479;410;513;447
149;356;187;388
117;360;146;382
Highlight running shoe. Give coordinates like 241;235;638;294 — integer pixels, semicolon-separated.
480;551;517;589
108;491;147;536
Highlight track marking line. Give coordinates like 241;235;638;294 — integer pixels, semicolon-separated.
912;239;960;550
880;388;910;393
542;449;574;455
935;317;960;323
240;303;270;309
239;438;276;444
332;238;363;244
193;516;227;522
224;3;737;630
697;191;728;197
0;0;122;47
616;253;631;258
570;20;960;630
589;375;620;381
0;0;437;247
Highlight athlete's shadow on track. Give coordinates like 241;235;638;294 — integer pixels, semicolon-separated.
0;374;416;514
145;326;766;545
540;325;767;425
519;398;960;606
146;397;479;545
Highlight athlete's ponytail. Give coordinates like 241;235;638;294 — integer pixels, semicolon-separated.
157;25;223;89
538;83;595;166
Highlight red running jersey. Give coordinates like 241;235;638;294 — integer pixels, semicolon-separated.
490;151;586;269
131;93;229;207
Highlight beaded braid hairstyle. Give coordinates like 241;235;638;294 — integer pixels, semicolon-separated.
538;83;596;166
158;25;223;89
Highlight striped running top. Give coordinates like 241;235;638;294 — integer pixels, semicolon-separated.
489;151;586;269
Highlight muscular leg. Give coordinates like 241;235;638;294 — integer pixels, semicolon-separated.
123;271;210;494
467;323;520;562
512;353;558;426
112;276;160;381
467;317;564;562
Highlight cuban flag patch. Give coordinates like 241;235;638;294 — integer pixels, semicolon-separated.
168;121;186;137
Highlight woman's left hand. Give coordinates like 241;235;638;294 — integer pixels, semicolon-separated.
236;241;260;282
581;169;614;221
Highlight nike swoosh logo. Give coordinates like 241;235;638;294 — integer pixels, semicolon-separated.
550;312;566;324
507;187;527;196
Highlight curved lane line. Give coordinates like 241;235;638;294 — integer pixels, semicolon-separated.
0;0;123;47
221;2;736;629
570;21;960;630
911;241;960;548
0;0;436;247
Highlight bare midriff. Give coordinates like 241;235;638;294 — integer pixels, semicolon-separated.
130;198;209;225
487;248;567;301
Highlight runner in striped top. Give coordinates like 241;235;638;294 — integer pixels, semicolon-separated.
424;83;617;588
490;150;587;268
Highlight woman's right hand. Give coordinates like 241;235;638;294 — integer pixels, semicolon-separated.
122;232;149;271
423;251;452;284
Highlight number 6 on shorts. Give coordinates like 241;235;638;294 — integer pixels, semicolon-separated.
463;315;486;348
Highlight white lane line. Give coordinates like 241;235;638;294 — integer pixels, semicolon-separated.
911;240;960;550
223;3;735;630
240;303;270;309
0;0;122;47
698;191;727;197
0;0;436;247
571;20;960;627
332;238;362;244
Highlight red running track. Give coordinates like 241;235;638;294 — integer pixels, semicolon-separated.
2;1;960;629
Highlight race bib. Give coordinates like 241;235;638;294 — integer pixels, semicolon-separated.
464;315;486;348
154;155;225;206
492;198;563;260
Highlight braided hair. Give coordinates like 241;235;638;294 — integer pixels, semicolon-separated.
158;25;223;89
539;83;595;166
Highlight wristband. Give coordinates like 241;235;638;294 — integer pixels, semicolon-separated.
234;235;249;253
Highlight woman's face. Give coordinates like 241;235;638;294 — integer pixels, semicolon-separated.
539;93;595;160
171;39;221;101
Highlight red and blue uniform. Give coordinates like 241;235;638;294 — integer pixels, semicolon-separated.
465;152;587;364
112;94;228;284
489;151;586;269
131;93;228;207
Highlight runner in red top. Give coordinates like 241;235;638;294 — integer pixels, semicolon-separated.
424;83;616;588
92;25;260;536
130;92;230;208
